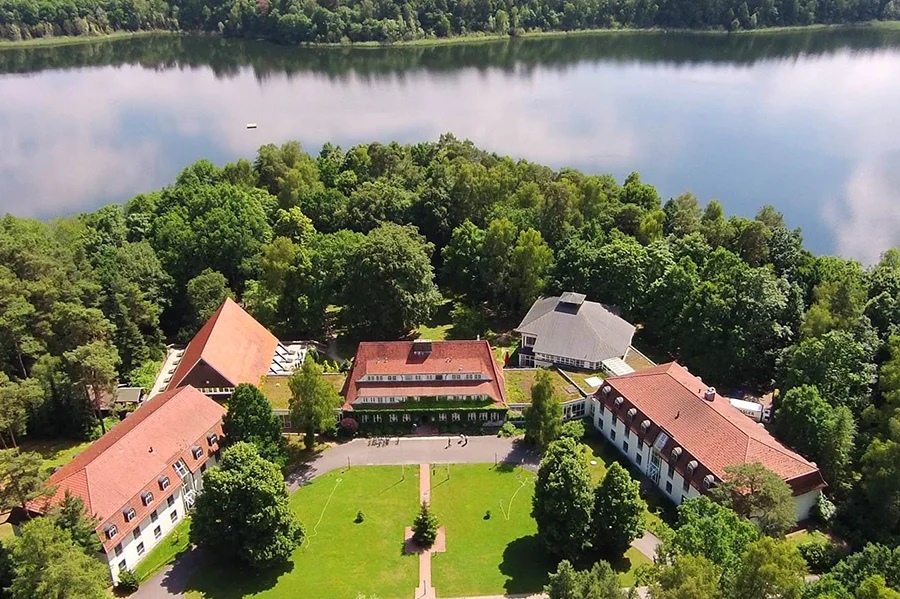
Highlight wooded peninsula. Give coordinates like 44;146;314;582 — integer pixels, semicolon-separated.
0;0;898;44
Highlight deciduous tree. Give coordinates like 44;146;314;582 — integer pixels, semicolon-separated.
524;370;562;452
8;517;108;599
532;437;594;560
288;359;341;449
650;554;722;599
0;449;54;511
224;383;287;467
191;442;304;568
545;559;621;599
732;537;806;599
591;462;646;557
710;462;796;538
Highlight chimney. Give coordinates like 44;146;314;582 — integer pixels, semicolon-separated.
703;387;716;402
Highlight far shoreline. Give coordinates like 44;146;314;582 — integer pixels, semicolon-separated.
1;20;898;51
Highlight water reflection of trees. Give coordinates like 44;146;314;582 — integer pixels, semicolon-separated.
1;28;899;78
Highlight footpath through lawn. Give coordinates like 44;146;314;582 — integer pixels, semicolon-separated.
185;465;418;599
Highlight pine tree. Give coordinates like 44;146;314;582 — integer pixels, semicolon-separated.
412;501;439;548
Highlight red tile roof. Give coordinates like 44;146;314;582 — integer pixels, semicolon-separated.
33;386;225;552
343;340;507;410
169;298;279;389
602;362;825;495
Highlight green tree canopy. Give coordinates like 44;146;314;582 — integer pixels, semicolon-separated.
48;490;101;554
412;501;439;548
0;449;54;511
591;461;646;557
8;517;109;599
224;383;287;467
191;442;304;569
340;223;441;338
545;559;621;599
531;437;594;560
649;554;722;599
710;462;796;537
288;358;342;449
524;370;562;452
732;537;806;599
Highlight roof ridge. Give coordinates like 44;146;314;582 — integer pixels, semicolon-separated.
662;364;753;445
50;387;191;484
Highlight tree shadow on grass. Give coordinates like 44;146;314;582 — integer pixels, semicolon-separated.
499;535;557;595
180;549;295;599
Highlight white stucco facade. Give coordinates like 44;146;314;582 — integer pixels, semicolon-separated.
104;454;216;583
587;397;817;518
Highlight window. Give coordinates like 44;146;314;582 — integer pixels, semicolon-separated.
682;477;690;493
106;525;118;539
136;542;145;557
622;441;629;453
491;412;500;421
468;412;477;421
118;560;127;572
599;402;605;415
191;446;203;460
167;496;175;508
151;510;158;523
373;414;382;423
170;510;179;523
206;432;218;446
402;413;411;422
480;412;488;421
173;460;189;479
123;507;136;522
439;413;447;422
361;414;369;423
389;414;398;423
636;453;643;465
200;463;207;473
141;491;154;506
665;481;673;495
154;526;162;540
159;476;170;491
114;543;123;556
610;429;617;441
681;495;688;505
624;428;630;440
598;419;604;430
134;526;142;540
452;413;460;422
667;463;675;479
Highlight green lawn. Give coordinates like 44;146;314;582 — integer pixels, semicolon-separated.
504;368;583;404
429;464;650;596
18;438;93;474
135;517;192;582
260;373;345;409
185;466;418;599
414;299;453;341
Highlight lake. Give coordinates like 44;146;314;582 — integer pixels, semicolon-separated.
1;29;899;261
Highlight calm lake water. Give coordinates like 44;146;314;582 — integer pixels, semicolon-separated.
1;30;900;261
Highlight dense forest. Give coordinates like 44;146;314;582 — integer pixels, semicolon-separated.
3;136;900;566
0;0;898;43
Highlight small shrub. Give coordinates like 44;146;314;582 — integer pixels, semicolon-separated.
484;510;491;520
813;493;836;524
115;568;140;594
559;419;586;442
798;535;840;573
498;421;519;438
339;417;359;438
355;510;365;524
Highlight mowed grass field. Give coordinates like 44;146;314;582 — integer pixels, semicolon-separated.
430;464;554;596
185;466;418;599
429;464;649;596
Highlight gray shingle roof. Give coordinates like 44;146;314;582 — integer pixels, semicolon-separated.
515;294;636;363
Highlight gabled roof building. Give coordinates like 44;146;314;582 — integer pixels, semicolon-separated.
515;292;636;372
589;362;825;521
161;298;306;398
342;340;508;429
28;386;225;583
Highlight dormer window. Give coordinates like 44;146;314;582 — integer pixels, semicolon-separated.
106;525;118;539
123;508;136;522
191;446;203;460
626;407;637;419
142;491;154;506
614;396;624;407
173;459;189;479
159;476;170;491
206;432;218;447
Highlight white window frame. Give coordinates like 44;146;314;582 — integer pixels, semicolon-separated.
174;460;189;479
